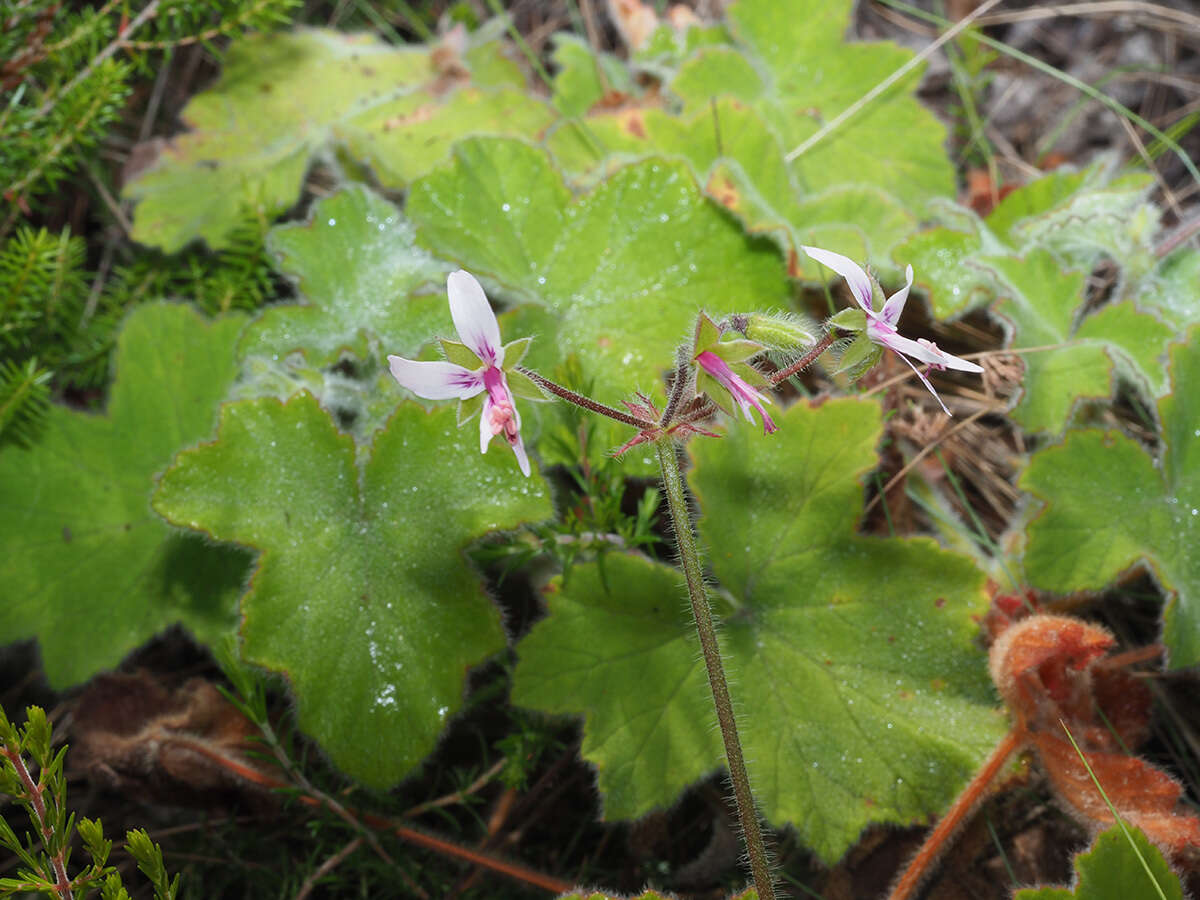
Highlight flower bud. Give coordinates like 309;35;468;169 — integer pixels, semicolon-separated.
731;311;818;354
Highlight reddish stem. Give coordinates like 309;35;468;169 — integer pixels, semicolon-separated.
889;727;1024;900
183;739;572;895
767;330;837;386
515;366;654;429
1;744;73;899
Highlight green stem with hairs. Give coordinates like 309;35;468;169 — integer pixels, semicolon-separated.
653;437;776;900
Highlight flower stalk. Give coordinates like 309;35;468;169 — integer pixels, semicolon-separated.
768;329;838;386
653;437;776;900
514;366;653;429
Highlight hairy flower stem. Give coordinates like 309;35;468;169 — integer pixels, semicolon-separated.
653;438;776;900
515;366;654;429
0;743;72;899
768;330;838;387
660;357;692;427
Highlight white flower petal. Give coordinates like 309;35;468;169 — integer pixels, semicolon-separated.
891;349;952;415
802;245;874;311
479;394;495;453
388;356;483;400
880;264;914;326
874;329;983;373
447;270;502;366
510;430;531;477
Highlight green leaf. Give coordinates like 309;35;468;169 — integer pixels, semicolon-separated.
1138;247;1200;330
124;29;554;252
550;33;635;117
1014;825;1183;900
548;95;918;276
153;395;552;785
512;555;722;816
895;162;1174;432
900;162;1158;319
0;304;249;688
406;137;790;404
633;21;732;71
243;186;450;367
975;250;1173;433
674;0;954;209
514;399;1005;862
1022;330;1200;669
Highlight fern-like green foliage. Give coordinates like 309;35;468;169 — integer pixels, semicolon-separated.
0;226;88;351
0;703;180;898
0;358;52;449
106;209;278;317
1;0;298;213
0;208;278;443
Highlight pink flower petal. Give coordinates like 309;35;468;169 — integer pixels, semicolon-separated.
879;264;914;327
696;350;777;435
478;367;530;476
387;356;483;400
802;245;874;312
447;270;502;366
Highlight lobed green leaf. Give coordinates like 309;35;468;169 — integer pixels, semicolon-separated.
0;304;249;688
515;399;1004;862
407;137;790;405
1022;330;1200;668
154;395;552;785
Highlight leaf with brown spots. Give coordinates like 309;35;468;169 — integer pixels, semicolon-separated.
124;28;552;252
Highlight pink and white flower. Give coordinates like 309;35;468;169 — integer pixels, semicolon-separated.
696;350;778;435
802;245;984;415
387;270;531;476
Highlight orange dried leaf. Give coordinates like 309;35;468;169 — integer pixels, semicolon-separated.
606;0;658;50
1033;733;1200;856
989;614;1200;861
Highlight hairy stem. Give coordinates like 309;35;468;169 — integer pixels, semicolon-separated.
653;438;776;900
515;366;654;429
660;356;692;427
1;744;72;899
768;330;838;386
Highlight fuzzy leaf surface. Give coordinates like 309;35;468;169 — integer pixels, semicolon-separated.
153;395;552;785
1014;826;1183;900
895;166;1174;432
1022;332;1200;669
976;250;1172;433
511;554;723;817
1139;247;1200;330
243;186;451;367
681;0;953;209
900;165;1159;319
514;399;1004;862
124;29;553;251
0;304;249;687
406;137;790;404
